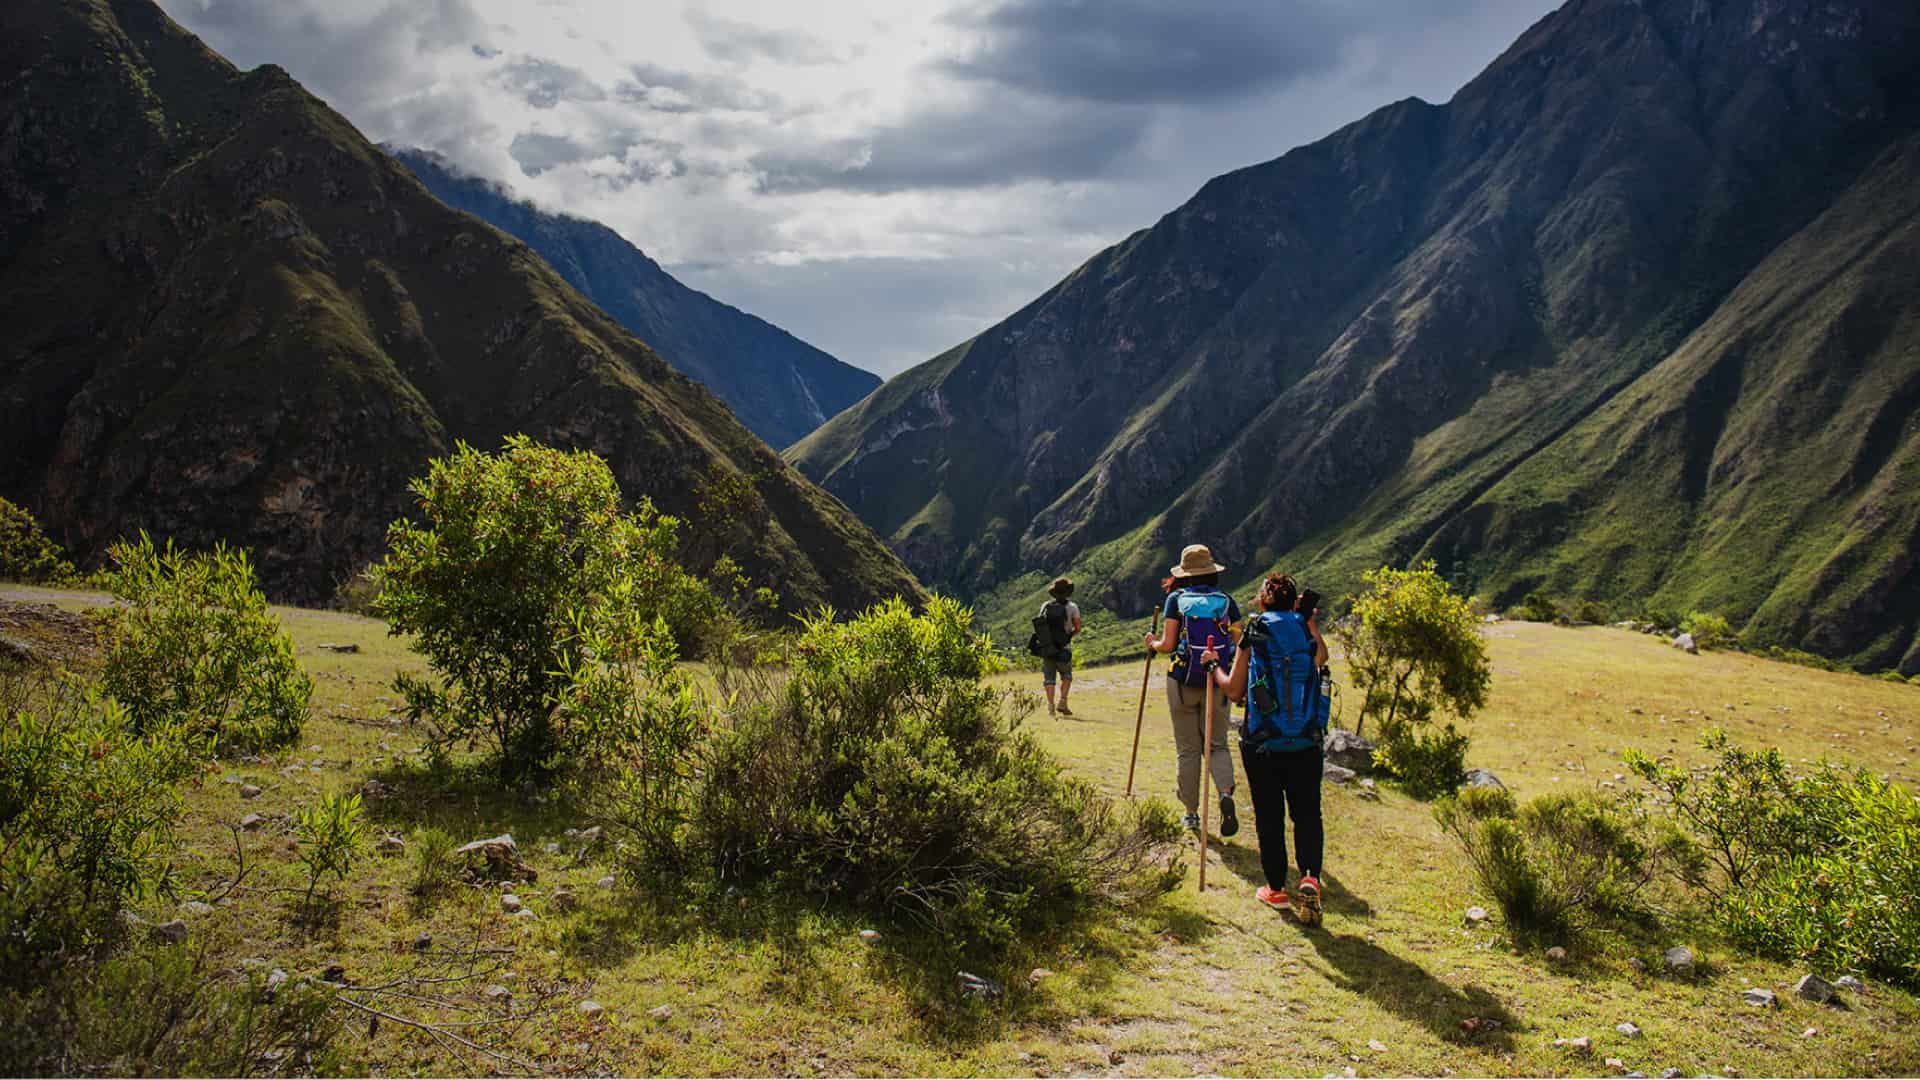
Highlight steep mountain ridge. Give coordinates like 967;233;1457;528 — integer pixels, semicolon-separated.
790;0;1920;670
389;148;878;449
0;0;922;612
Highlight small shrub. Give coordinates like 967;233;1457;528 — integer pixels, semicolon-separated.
1436;786;1680;941
1375;712;1471;799
1877;669;1908;684
1572;598;1610;625
372;437;723;784
0;678;199;984
0;497;78;585
408;826;459;903
1519;591;1558;623
94;535;310;754
294;792;367;909
1679;610;1734;650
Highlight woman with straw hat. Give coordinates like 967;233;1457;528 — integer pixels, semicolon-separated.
1143;544;1240;836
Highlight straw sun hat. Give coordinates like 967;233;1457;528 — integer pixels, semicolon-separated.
1169;544;1226;578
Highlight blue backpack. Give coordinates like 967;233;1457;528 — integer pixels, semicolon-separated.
1241;610;1329;752
1171;587;1235;687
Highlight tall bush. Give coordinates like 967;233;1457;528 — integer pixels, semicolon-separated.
94;535;310;754
372;437;722;783
0;497;77;586
1337;563;1490;796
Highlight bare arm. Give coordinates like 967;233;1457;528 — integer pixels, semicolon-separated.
1309;616;1329;667
1204;641;1250;702
1144;616;1181;654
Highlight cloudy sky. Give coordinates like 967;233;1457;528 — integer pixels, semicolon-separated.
168;0;1559;379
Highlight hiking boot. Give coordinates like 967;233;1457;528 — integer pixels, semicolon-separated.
1218;795;1238;838
1058;703;1073;716
1183;812;1201;833
1292;874;1323;926
1256;884;1289;910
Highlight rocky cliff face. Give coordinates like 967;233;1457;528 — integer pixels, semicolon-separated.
391;149;879;450
0;0;923;613
790;0;1920;671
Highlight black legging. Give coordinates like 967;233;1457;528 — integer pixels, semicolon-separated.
1239;744;1324;886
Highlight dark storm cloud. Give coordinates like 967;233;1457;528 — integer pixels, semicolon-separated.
509;129;688;184
494;57;607;109
614;61;780;114
684;9;842;66
169;0;489;105
751;100;1146;193
508;132;592;175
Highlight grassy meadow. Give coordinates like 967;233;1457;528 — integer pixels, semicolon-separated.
5;584;1919;1077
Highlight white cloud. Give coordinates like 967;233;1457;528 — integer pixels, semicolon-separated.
164;0;1559;378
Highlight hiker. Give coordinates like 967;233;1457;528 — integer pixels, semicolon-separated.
1034;576;1082;716
1142;544;1239;836
1199;573;1330;924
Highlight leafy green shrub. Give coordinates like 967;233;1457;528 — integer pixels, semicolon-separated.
408;826;459;903
294;792;367;909
372;437;723;784
1628;732;1920;985
1679;610;1734;650
1436;786;1681;941
1572;599;1610;625
0;943;345;1075
1336;563;1490;796
0;497;77;585
1877;670;1908;684
1519;591;1558;623
94;535;310;754
0;677;199;984
600;597;1184;953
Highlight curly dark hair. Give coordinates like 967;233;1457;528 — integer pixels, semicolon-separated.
1258;573;1298;612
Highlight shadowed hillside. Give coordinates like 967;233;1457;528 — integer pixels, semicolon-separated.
0;0;921;613
790;0;1920;671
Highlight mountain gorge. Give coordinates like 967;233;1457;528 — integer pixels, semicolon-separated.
390;148;878;449
0;0;922;613
789;0;1920;672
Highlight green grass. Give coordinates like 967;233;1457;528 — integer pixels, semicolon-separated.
9;583;1920;1076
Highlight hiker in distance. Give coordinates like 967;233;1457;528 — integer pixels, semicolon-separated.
1200;573;1331;925
1032;576;1083;716
1143;545;1240;837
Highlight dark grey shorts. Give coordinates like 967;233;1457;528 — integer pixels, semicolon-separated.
1041;653;1073;685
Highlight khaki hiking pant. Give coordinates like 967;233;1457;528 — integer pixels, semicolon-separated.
1165;677;1235;813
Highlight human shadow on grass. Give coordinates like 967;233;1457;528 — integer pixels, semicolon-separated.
1304;930;1520;1052
1214;842;1374;919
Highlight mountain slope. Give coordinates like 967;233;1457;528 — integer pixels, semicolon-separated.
790;0;1920;671
0;0;921;613
390;148;878;449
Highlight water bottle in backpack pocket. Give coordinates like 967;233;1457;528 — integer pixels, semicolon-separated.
1172;588;1234;687
1241;610;1327;751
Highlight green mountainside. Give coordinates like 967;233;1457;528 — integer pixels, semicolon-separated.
390;148;879;449
0;0;922;613
790;0;1920;672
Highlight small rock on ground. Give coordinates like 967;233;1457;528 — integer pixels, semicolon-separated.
1742;987;1776;1008
1546;946;1568;962
500;893;523;914
858;929;881;943
1465;906;1490;925
1323;762;1357;785
957;971;1003;998
1835;975;1865;993
484;984;511;1003
1616;1022;1642;1038
239;784;262;799
1794;973;1835;1004
239;813;266;831
1462;768;1505;790
647;1004;673;1020
578;1000;603;1016
179;900;214;917
375;834;405;853
549;889;578;913
595;875;617;889
413;931;433;951
1663;946;1695;976
1553;1036;1592;1053
1662;1069;1685;1078
150;919;188;944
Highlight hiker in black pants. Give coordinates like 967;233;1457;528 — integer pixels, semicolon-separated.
1200;573;1329;923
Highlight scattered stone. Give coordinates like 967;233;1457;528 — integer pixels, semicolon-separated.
647;1004;674;1020
1028;967;1055;984
320;962;346;982
412;931;432;952
549;889;578;914
1323;729;1377;774
542;842;561;855
1835;975;1865;993
375;834;405;854
1802;1027;1819;1039
1628;957;1648;973
456;834;536;880
1616;1022;1642;1038
179;900;214;917
578;1000;603;1017
1673;632;1698;654
512;908;537;920
1794;973;1835;1004
1323;762;1358;785
1663;946;1695;977
1546;946;1568;963
359;779;387;798
1459;1017;1502;1035
1605;1058;1626;1072
1465;906;1490;926
150;919;189;944
500;893;524;914
239;813;266;831
595;875;617;889
484;984;512;1004
1367;1039;1388;1052
1662;1069;1684;1078
957;971;1004;998
1741;988;1776;1008
1553;1036;1592;1054
858;929;881;943
265;969;288;997
239;783;262;799
1462;768;1505;790
575;825;604;846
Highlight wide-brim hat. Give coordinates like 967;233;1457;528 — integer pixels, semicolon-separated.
1169;544;1226;578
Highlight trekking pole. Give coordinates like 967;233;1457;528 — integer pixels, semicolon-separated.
1198;635;1218;893
1124;612;1156;798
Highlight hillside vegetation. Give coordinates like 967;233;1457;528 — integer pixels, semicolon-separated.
790;0;1920;674
4;579;1917;1076
0;0;921;615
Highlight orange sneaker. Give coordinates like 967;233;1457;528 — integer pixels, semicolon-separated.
1256;885;1289;910
1292;875;1323;926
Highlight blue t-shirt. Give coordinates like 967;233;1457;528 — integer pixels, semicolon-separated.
1162;585;1241;680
